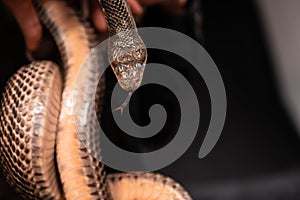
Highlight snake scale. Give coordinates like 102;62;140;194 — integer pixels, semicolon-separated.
0;0;192;199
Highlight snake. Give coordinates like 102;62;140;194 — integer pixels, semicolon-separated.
0;0;192;199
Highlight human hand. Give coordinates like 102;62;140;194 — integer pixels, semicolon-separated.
3;0;187;52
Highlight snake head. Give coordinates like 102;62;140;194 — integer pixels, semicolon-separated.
110;46;147;92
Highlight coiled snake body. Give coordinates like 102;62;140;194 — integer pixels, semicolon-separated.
0;0;192;199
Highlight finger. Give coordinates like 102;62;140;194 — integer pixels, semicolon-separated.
91;0;108;32
4;0;42;52
128;0;144;18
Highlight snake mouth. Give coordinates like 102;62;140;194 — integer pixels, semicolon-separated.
110;57;146;92
117;71;144;91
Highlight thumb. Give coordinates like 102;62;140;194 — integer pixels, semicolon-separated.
4;0;42;52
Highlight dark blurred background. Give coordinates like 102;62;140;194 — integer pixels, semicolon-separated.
1;0;300;199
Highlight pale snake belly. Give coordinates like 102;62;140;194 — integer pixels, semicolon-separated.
0;0;192;199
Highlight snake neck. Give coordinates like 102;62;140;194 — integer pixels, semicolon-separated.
98;0;137;35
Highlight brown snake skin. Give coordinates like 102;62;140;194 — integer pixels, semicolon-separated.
0;0;192;199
